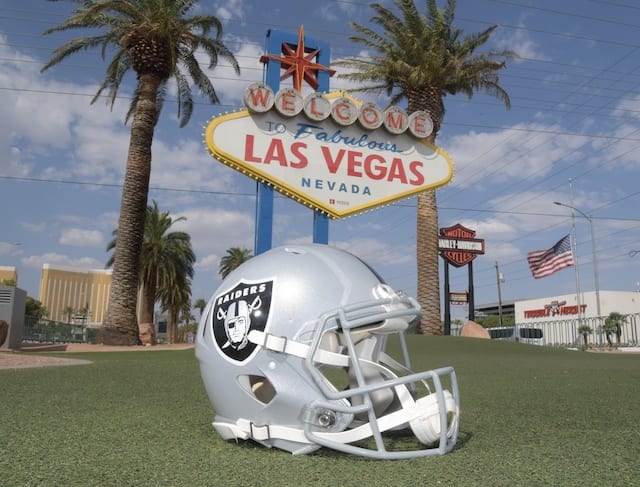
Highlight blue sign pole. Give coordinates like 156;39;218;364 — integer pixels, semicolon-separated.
310;35;330;246
255;28;331;255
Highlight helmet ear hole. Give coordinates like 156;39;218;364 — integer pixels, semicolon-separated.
238;375;276;404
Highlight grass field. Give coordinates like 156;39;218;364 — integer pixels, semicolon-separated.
1;337;639;486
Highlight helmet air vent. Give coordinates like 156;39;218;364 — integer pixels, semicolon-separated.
238;374;276;404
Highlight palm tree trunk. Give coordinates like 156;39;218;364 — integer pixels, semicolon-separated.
417;189;442;335
409;90;445;336
174;311;179;344
99;74;160;345
141;280;156;326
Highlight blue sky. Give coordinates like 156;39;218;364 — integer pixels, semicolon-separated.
2;0;640;322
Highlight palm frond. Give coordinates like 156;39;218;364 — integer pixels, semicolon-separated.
174;71;193;127
42;0;239;127
337;0;515;133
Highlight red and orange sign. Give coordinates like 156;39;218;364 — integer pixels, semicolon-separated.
439;224;485;267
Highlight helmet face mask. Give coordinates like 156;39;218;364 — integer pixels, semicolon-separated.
196;244;460;460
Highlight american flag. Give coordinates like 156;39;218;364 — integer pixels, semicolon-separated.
527;234;575;279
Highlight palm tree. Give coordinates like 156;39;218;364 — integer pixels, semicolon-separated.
158;274;192;344
603;312;626;346
42;0;239;345
335;0;515;334
193;298;207;318
63;306;75;323
219;247;252;279
107;200;196;344
77;306;90;326
25;297;48;320
578;324;592;348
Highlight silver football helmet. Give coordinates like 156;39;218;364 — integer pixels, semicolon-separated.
196;244;459;459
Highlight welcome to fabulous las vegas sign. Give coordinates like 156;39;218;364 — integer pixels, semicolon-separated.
204;82;454;219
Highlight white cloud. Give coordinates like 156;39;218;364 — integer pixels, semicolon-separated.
494;23;550;62
20;221;47;233
59;228;104;247
459;217;517;241
337;237;414;267
150;138;240;194
0;35;133;183
210;38;264;104
0;242;23;256
445;123;587;190
71;122;131;182
175;207;254;256
214;0;247;22
21;253;104;270
316;1;360;22
198;253;221;271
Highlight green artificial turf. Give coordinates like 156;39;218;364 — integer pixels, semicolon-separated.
1;338;639;486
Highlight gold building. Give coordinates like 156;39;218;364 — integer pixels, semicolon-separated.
0;266;18;285
39;264;112;326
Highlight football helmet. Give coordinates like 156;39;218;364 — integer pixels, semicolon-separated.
196;244;459;459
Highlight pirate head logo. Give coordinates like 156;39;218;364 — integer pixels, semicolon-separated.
212;280;273;362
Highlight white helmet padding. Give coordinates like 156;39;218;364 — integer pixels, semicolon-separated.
196;244;460;460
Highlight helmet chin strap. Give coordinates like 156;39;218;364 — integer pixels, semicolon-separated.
213;380;457;458
218;329;459;457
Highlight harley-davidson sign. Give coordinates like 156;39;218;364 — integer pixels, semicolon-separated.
439;224;485;267
205;85;454;219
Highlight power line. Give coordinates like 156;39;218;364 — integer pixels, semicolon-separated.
3;174;638;222
0;175;255;197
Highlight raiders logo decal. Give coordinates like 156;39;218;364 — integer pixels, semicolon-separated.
211;279;273;363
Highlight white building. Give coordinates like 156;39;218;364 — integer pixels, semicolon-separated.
514;290;640;347
515;290;640;323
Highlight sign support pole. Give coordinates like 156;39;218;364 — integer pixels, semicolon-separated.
254;182;274;255
444;261;451;335
255;28;332;254
439;224;485;334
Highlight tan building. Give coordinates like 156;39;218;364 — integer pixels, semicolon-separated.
0;266;18;286
39;264;113;326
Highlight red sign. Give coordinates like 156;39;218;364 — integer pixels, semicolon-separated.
439;224;485;267
523;300;587;319
450;291;469;305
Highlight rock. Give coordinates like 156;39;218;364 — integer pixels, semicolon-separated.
138;322;157;346
460;321;490;339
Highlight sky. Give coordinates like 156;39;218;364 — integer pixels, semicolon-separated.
2;0;640;323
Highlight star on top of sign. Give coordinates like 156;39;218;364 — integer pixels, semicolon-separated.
260;25;336;92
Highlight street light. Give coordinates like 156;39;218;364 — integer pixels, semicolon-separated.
553;201;602;318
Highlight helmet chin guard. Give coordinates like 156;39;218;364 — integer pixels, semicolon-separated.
196;244;460;460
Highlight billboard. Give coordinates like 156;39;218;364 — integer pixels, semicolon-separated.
205;86;453;219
